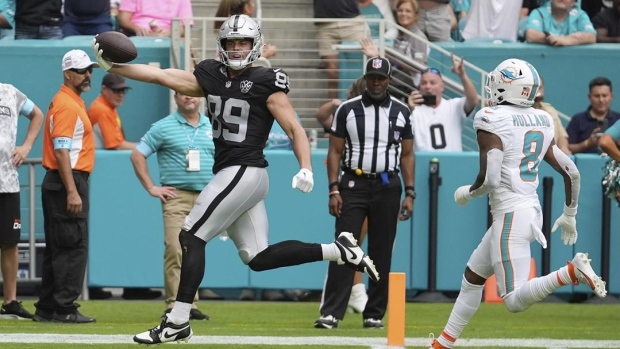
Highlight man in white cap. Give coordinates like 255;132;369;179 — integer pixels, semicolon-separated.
34;49;99;323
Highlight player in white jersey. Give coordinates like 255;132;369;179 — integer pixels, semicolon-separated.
429;59;607;349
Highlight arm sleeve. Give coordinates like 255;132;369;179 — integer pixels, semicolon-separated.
330;103;348;138
524;8;544;32
136;123;163;158
50;106;79;140
576;10;597;34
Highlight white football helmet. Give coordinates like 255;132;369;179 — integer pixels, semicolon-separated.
217;14;263;70
485;58;541;107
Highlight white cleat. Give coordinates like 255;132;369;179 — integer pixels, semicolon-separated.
133;315;193;344
335;232;380;282
569;252;607;298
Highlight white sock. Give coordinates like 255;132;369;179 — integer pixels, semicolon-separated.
439;276;483;348
168;302;192;324
321;243;341;261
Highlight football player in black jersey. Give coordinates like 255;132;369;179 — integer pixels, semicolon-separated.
93;14;380;344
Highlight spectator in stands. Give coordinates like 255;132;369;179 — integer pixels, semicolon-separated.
524;0;596;46
0;82;44;320
214;0;277;62
314;0;371;99
450;0;469;41
62;0;112;37
407;54;479;151
130;91;212;321
14;0;62;40
460;0;522;42
518;0;543;41
118;0;193;37
0;0;15;39
360;0;430;99
359;0;398;40
88;73;136;150
533;76;571;155
593;0;620;42
35;49;99;323
567;76;620;154
416;0;453;42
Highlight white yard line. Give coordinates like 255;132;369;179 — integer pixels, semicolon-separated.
0;334;619;348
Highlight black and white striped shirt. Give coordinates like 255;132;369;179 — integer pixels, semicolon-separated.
330;92;412;173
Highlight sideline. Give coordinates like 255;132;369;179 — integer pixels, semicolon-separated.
0;334;619;348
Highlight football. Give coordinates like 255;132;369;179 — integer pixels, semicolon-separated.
94;31;138;63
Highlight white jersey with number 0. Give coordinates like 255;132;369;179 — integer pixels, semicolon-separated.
473;105;555;215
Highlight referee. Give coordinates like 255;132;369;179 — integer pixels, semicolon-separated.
315;57;415;329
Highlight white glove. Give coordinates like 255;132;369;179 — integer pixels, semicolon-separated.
454;185;472;206
292;168;314;193
531;222;547;249
91;38;114;71
551;213;578;245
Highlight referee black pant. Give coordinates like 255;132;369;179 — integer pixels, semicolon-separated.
320;172;402;320
37;170;90;315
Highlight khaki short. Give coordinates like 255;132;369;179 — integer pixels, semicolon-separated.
315;16;370;57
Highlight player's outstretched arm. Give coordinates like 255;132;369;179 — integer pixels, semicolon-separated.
268;92;312;171
93;40;203;97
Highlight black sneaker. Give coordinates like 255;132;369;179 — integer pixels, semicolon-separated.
162;308;210;321
363;318;384;329
134;315;193;344
32;309;53;322
52;311;96;323
190;308;209;321
0;301;34;320
335;232;380;282
314;315;338;329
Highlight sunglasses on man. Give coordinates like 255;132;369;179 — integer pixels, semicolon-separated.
421;67;441;76
70;67;94;75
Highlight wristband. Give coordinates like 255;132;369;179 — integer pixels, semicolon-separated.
329;190;340;197
328;181;339;190
406;192;416;200
563;204;577;216
405;185;415;192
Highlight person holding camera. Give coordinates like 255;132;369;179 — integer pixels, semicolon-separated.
407;54;479;151
566;76;620;154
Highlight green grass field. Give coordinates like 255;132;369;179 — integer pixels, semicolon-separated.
0;300;618;348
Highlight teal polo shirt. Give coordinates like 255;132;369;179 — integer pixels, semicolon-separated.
136;111;214;191
525;5;595;36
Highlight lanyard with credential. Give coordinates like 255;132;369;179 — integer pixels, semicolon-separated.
184;125;201;150
184;124;201;171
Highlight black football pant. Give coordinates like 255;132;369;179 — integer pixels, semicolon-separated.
36;170;90;315
320;172;401;320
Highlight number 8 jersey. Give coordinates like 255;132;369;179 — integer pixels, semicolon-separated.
474;105;555;215
194;60;290;173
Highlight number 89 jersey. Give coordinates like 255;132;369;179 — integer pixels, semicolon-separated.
473;105;555;215
194;59;290;173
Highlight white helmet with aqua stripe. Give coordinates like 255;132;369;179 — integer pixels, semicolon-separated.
485;58;540;108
